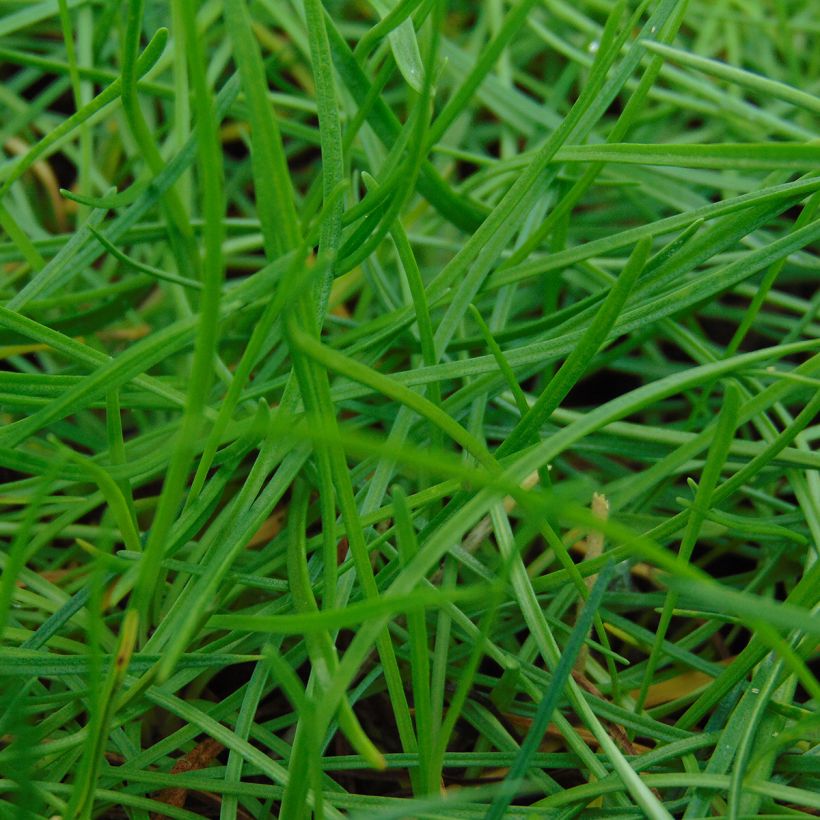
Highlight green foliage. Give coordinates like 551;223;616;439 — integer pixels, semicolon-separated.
0;0;817;817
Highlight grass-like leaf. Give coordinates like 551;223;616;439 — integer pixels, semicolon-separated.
0;2;817;818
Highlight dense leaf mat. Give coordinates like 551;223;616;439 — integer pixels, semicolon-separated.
0;0;818;817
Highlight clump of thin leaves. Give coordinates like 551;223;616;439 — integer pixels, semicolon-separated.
0;0;818;817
